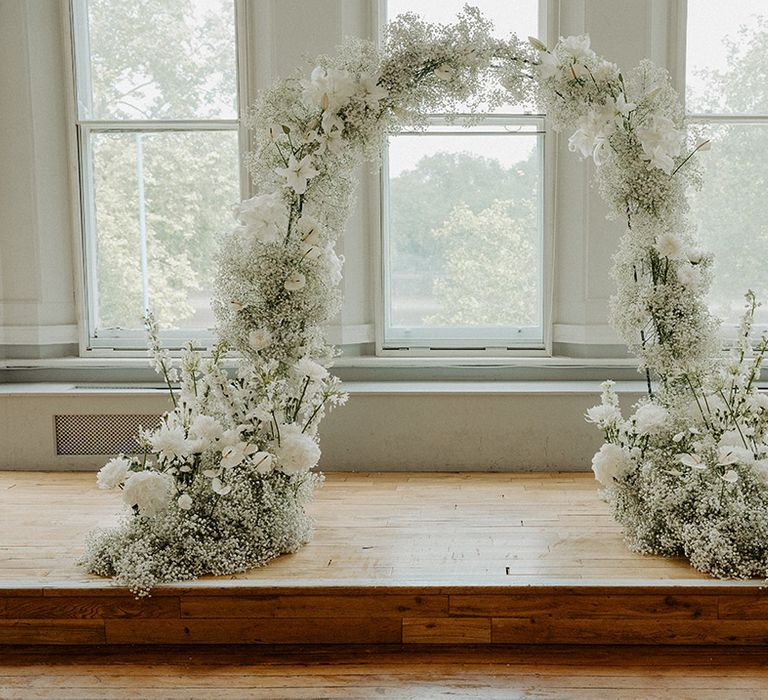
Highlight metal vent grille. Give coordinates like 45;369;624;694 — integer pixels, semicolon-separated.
54;414;161;456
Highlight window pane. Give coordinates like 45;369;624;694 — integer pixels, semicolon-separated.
689;123;768;325
75;0;237;120
686;0;768;114
385;127;543;346
90;130;240;332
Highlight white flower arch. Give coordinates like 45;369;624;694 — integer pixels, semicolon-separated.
84;8;768;594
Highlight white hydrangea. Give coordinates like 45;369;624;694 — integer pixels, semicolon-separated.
632;403;670;435
122;470;173;517
591;443;634;486
275;425;321;475
236;192;285;244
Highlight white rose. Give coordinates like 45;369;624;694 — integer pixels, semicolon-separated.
632;403;670;435
560;35;595;62
97;455;132;490
275;425;321;475
123;470;173;516
591;443;634;486
177;493;193;510
248;328;273;351
654;233;685;260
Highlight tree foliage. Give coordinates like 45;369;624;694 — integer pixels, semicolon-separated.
86;0;238;330
688;15;768;324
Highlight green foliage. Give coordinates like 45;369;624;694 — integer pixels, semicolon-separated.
427;198;538;326
688;16;768;324
388;149;539;325
85;0;239;330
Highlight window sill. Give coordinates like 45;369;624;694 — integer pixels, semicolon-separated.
0;354;644;384
0;379;649;397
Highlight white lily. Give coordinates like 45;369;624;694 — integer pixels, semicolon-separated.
275;155;319;195
678;453;707;470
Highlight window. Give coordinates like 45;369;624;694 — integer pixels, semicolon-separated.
70;0;242;349
381;0;547;354
686;0;768;326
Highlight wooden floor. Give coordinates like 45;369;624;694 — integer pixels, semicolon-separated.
2;471;768;647
0;471;714;585
2;644;768;699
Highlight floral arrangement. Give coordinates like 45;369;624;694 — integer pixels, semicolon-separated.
529;35;768;578
84;7;768;592
83;7;538;595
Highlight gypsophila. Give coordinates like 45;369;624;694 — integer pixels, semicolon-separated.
84;8;768;591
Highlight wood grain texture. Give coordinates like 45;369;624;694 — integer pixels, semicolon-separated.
5;596;179;619
0;620;105;644
1;645;768;700
0;471;717;586
104;617;402;645
450;592;718;619
402;617;492;644
491;617;768;645
180;593;448;618
3;471;768;647
718;594;768;619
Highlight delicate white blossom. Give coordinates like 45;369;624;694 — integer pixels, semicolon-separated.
632;403;670;435
592;443;634;485
275;425;321;475
97;455;132;490
123;471;173;516
275;155;319;195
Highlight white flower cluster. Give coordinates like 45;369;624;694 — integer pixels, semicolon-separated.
536;32;768;579
84;11;760;588
84;9;545;592
532;36;716;382
83;316;344;594
587;294;768;579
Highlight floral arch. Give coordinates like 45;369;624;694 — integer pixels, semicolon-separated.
84;8;768;594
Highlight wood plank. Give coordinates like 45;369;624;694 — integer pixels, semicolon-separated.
402;617;491;644
718;594;768;619
3;643;768;699
6;596;180;619
450;592;718;619
104;617;402;644
181;594;448;619
0;620;105;644
491;617;768;645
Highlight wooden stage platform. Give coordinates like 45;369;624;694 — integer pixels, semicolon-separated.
1;471;767;646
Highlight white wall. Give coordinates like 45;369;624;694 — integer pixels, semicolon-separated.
0;0;681;469
0;0;79;358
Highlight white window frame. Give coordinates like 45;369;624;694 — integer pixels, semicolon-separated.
67;0;251;355
374;0;554;358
